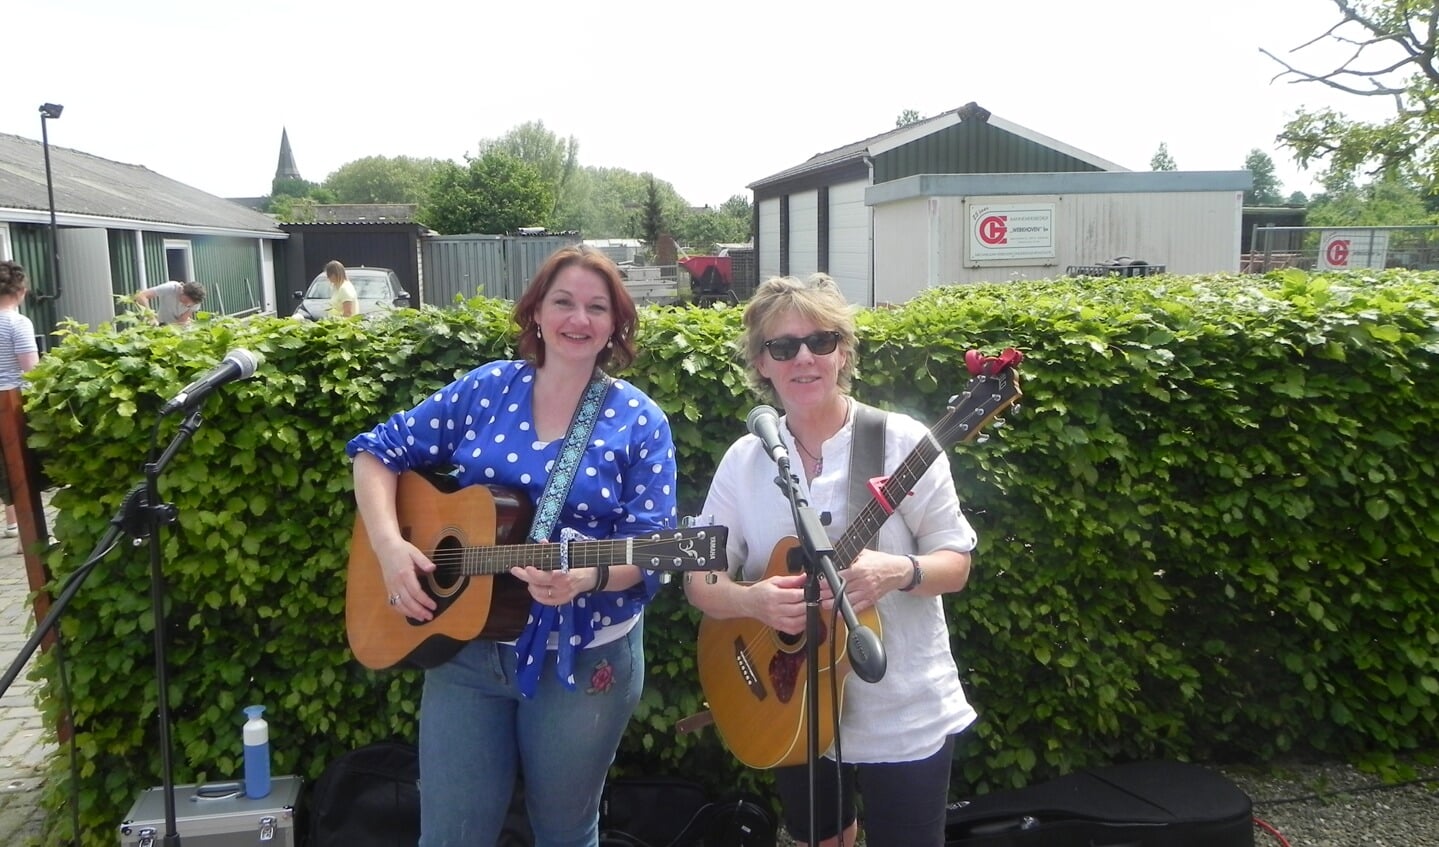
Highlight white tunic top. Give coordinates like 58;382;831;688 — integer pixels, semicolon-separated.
702;403;978;762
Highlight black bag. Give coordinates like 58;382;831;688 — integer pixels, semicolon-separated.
945;760;1254;846
308;741;535;847
308;741;421;847
601;777;777;847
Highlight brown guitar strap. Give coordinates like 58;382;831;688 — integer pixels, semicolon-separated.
846;401;888;525
527;370;613;543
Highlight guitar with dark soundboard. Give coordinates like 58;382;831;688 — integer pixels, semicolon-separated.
695;348;1023;768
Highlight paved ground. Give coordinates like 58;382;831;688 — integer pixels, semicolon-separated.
0;495;58;846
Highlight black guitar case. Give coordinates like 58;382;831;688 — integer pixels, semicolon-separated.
946;760;1254;847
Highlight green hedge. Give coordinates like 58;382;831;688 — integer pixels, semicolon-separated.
23;270;1439;845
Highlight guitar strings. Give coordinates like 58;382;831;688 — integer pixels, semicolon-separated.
421;537;701;576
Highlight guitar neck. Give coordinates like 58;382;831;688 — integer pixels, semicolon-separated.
456;538;636;576
834;436;943;567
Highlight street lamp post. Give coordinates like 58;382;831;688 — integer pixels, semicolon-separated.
38;103;63;318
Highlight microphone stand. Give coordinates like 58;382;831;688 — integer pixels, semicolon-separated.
137;409;203;847
0;409;202;847
769;455;885;845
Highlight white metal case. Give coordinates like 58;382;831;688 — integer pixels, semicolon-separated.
118;775;302;847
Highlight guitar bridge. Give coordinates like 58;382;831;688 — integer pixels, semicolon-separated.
733;636;767;700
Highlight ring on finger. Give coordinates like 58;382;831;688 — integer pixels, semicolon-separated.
388;593;401;606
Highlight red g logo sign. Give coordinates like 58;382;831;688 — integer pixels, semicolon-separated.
978;215;1008;246
1325;239;1351;267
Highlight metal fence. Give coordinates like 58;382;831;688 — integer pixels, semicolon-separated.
1245;225;1439;273
419;234;580;306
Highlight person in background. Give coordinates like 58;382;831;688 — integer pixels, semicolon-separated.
347;245;679;846
135;280;205;326
0;261;39;538
685;274;978;847
324;260;358;318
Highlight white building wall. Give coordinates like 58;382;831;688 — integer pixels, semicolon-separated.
828;181;872;306
872;197;934;304
873;188;1244;299
259;239;278;315
758;197;782;282
788;191;819;279
54;227;115;331
1057;190;1243;274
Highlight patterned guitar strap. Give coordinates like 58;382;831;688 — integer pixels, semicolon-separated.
515;370;613;697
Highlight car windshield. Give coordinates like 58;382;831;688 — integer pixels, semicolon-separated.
355;278;392;299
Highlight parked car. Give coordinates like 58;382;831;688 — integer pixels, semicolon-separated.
292;267;411;320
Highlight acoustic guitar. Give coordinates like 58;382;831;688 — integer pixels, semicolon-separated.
696;349;1023;768
347;469;728;670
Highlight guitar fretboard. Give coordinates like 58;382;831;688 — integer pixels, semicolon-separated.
429;534;720;576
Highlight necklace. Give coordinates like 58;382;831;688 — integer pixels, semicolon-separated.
794;437;823;475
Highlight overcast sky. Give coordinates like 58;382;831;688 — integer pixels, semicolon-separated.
2;0;1406;209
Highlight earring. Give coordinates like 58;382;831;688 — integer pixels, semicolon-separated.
536;328;543;340
606;339;614;349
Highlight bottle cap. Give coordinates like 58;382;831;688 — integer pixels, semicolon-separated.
244;705;265;720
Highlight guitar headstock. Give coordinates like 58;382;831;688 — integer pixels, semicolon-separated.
638;524;730;573
934;348;1024;447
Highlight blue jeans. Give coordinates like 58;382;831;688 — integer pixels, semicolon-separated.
417;622;644;847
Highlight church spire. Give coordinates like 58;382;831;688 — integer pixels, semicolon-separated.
275;128;301;182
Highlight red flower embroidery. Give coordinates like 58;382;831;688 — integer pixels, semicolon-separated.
588;659;615;694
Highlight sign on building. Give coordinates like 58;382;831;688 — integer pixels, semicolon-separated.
967;203;1056;263
1318;229;1389;271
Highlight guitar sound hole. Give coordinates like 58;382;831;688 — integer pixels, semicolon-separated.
430;536;463;595
775;620;827;653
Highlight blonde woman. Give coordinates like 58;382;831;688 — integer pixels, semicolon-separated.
686;274;977;847
325;261;358;318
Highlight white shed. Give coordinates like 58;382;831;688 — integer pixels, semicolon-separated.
748;102;1253;305
867;170;1253;302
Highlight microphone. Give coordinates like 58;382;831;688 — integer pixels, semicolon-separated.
847;623;887;683
160;348;263;416
746;405;789;465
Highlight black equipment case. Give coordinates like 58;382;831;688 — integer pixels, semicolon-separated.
946;760;1254;847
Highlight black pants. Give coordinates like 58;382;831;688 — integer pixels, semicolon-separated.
773;735;956;847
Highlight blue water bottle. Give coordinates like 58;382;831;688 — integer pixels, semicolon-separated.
242;705;271;799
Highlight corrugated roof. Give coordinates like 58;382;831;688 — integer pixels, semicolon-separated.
0;132;282;236
310;203;418;223
748;101;1125;189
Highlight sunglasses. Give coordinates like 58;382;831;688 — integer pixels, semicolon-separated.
763;330;842;361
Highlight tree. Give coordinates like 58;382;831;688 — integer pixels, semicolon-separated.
639;175;666;245
1305;174;1431;226
1150;142;1177;171
675;195;752;253
480;120;580;221
896;109;922;127
265;177;333;220
1263;1;1439;192
417;151;554;235
574;168;686;239
323;156;441;204
1244;149;1285;205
